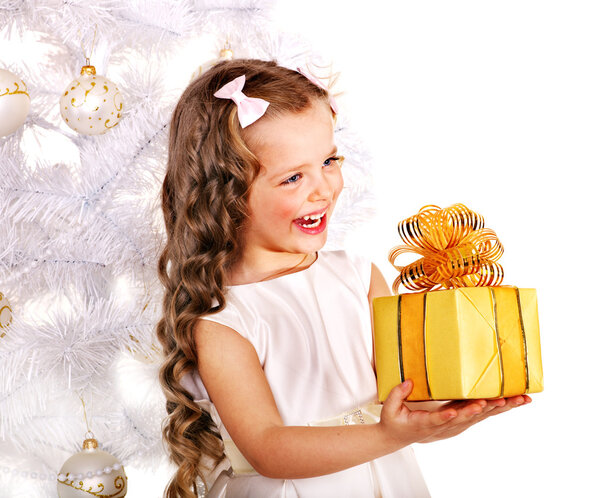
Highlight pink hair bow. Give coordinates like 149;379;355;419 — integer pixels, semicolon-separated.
296;66;338;114
213;74;270;128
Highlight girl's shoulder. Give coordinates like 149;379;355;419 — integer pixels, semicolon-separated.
217;250;372;297
319;249;373;294
202;294;249;337
200;250;373;332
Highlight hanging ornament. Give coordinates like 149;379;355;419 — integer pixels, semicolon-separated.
59;65;123;136
60;26;123;136
0;291;13;338
190;39;234;81
0;68;31;137
57;433;127;498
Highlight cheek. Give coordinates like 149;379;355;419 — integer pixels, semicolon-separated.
248;183;299;227
332;169;344;201
267;193;300;223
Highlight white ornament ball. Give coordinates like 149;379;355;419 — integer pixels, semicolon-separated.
190;46;234;81
0;68;31;137
57;437;127;497
59;65;123;135
0;291;12;338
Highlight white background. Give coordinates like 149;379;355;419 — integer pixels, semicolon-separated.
8;2;597;496
273;1;598;497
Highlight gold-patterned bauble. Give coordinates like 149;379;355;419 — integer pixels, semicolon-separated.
59;65;123;135
57;436;127;497
0;292;12;338
190;45;234;81
0;68;31;137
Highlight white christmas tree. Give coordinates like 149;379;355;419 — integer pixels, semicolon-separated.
0;1;375;496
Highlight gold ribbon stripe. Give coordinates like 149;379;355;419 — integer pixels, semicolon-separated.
514;288;530;392
397;293;430;401
490;288;505;397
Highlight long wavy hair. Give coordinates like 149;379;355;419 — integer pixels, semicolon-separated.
156;58;338;497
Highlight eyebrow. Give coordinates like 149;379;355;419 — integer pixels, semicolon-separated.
271;145;338;179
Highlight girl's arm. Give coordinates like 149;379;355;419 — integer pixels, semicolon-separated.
195;318;446;479
194;313;527;479
194;263;528;479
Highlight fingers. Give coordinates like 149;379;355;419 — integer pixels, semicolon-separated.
382;380;413;416
414;394;534;444
408;399;485;438
444;399;487;411
509;394;531;406
432;397;510;427
424;407;458;426
447;394;531;412
486;394;530;410
486;398;506;408
442;399;487;425
424;400;501;440
457;395;532;425
382;385;533;445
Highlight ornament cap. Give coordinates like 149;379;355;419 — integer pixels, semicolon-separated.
80;65;97;76
220;48;233;60
82;437;98;450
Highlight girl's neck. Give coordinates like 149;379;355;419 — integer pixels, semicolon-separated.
227;251;318;285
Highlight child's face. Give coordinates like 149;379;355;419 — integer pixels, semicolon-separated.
243;100;343;259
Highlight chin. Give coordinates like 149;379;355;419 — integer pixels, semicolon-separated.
296;232;328;253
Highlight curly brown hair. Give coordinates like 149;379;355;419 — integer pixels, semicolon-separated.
155;58;339;497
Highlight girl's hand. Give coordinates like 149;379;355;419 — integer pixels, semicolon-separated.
419;392;531;443
379;379;532;446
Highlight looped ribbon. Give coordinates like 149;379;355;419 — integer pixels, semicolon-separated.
213;74;270;128
389;204;504;293
296;66;339;114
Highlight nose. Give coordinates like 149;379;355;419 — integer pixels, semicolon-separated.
307;169;334;202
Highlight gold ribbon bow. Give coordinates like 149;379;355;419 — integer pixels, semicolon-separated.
389;204;504;293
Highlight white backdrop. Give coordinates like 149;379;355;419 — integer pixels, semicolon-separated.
5;2;596;496
275;1;598;497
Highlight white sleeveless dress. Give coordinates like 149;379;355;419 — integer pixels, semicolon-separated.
181;250;430;498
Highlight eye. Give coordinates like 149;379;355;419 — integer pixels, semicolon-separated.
324;155;344;167
282;173;302;185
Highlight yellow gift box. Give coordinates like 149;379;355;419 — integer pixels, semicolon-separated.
374;204;543;401
373;286;543;401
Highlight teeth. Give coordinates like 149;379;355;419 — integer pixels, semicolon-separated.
296;211;325;229
303;217;322;228
302;212;324;221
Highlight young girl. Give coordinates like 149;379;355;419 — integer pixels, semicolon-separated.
156;58;530;498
